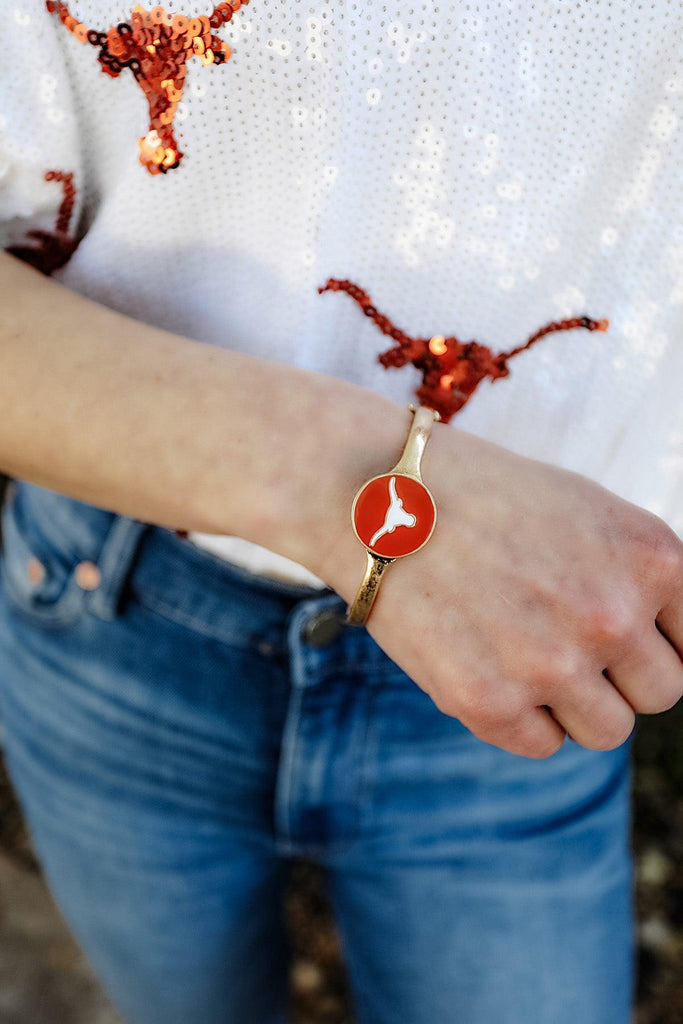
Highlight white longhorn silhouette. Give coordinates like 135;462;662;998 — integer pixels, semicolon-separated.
369;476;417;547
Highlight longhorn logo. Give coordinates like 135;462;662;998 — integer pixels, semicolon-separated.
369;477;417;548
352;473;436;558
45;2;250;174
318;278;609;423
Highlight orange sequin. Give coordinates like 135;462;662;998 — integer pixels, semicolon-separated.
44;1;251;174
318;278;609;423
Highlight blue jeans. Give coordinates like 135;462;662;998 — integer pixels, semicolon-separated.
0;479;635;1024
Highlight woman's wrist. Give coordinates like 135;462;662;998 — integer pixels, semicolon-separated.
197;362;413;583
0;250;431;581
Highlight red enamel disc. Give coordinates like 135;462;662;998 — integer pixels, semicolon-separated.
352;473;436;558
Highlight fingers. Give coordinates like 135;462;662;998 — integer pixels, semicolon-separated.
547;671;636;751
459;704;568;760
432;672;569;759
604;624;683;714
545;620;683;748
428;574;683;759
651;538;683;660
656;600;683;662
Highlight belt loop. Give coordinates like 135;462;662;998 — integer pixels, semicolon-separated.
86;516;150;621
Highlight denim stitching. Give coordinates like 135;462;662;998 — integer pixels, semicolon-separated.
130;591;254;651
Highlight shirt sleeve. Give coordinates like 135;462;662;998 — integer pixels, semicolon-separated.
0;5;85;271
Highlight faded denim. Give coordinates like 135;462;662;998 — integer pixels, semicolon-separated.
0;480;635;1024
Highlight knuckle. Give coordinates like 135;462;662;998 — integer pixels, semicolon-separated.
585;598;638;649
644;521;683;584
588;713;635;751
449;676;528;730
468;689;526;730
431;689;460;719
537;646;585;686
449;674;488;719
473;702;512;731
633;683;682;716
527;733;566;759
431;676;474;719
575;684;607;726
468;707;567;759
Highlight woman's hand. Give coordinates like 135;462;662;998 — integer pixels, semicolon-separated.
318;421;683;758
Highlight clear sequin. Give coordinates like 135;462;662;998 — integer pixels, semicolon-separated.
265;37;291;57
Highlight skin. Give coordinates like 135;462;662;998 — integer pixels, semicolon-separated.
1;249;682;758
320;428;683;757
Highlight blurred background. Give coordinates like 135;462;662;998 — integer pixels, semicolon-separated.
0;475;681;1024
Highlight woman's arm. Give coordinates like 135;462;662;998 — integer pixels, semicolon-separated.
0;248;410;576
2;248;682;758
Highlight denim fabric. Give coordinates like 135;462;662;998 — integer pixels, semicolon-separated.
0;480;635;1024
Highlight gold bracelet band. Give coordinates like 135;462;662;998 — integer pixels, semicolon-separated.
345;404;440;627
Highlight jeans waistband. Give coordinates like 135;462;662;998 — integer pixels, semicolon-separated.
3;480;389;674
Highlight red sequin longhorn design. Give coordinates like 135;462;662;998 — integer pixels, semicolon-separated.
45;2;250;174
318;278;609;423
5;170;79;275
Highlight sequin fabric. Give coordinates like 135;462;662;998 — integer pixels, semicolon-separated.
45;2;250;174
5;170;79;275
318;278;608;422
2;1;682;581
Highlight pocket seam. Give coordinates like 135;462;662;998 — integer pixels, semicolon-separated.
0;499;87;631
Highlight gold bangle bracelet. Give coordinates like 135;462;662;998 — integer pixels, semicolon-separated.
345;404;440;627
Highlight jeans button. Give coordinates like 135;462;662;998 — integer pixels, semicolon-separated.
302;609;343;647
27;556;46;585
75;561;101;590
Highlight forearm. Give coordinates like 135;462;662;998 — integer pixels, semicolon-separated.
0;250;409;579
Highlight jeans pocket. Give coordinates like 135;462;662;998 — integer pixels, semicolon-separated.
0;487;88;631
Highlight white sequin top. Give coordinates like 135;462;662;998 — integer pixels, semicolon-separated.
1;1;682;586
